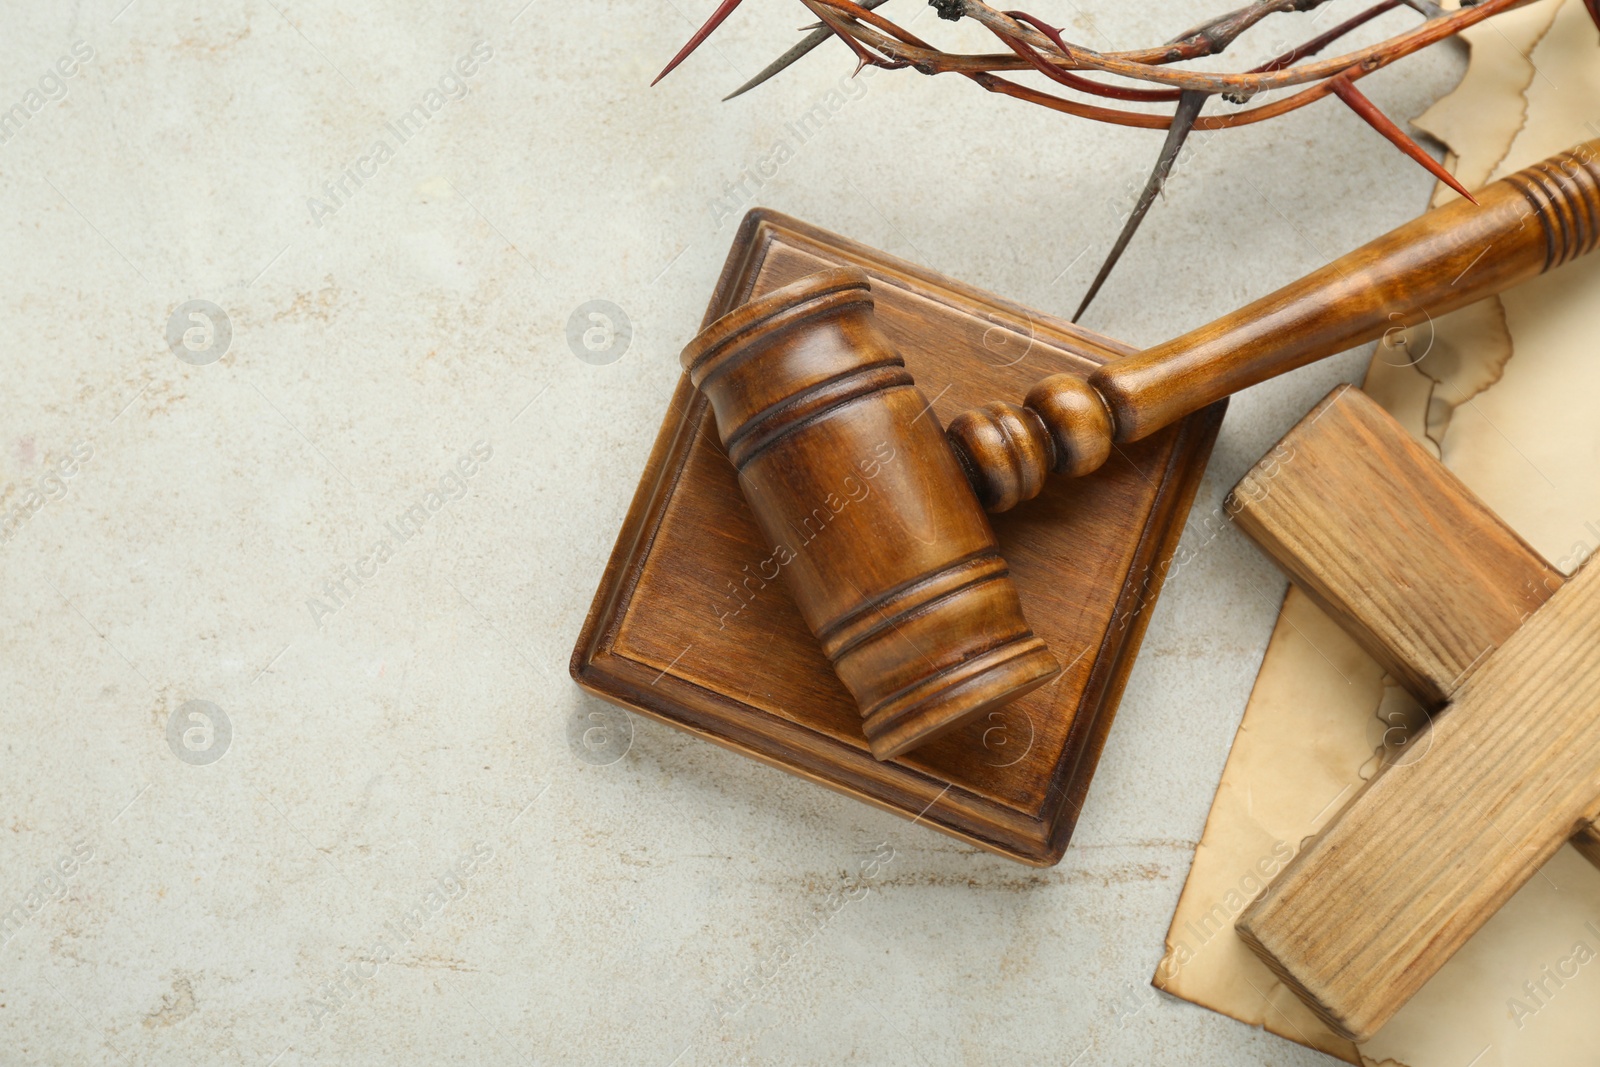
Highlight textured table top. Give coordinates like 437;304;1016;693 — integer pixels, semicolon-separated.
0;3;1464;1064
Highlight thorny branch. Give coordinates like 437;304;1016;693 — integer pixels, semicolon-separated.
656;0;1575;318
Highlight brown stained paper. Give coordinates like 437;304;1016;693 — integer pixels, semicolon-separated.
1153;591;1379;1063
1426;0;1600;568
1361;0;1563;446
1155;3;1600;1064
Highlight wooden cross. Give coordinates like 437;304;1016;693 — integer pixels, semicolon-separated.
1223;385;1600;1043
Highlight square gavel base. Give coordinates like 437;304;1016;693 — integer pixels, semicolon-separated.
571;210;1225;866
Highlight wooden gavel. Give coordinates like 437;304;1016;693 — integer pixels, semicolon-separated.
681;139;1600;761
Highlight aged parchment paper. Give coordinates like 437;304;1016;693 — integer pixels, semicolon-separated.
1154;2;1600;1064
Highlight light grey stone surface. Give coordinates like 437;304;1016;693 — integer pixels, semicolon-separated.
0;2;1465;1063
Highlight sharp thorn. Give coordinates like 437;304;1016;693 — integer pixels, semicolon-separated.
1328;72;1478;205
721;0;895;99
654;0;750;87
1074;90;1209;323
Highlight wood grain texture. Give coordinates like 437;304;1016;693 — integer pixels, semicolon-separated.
570;210;1224;865
1574;827;1600;870
1236;557;1600;1042
678;268;1060;759
947;139;1600;511
1096;140;1600;443
1226;385;1562;708
1227;386;1600;867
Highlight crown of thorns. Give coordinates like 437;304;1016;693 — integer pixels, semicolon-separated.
656;0;1582;318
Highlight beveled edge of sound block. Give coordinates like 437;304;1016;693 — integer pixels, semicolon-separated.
569;208;1225;866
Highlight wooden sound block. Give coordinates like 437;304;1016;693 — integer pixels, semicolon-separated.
570;210;1225;866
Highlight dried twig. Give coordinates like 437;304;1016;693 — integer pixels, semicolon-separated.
723;0;895;99
1074;89;1209;323
655;0;1544;316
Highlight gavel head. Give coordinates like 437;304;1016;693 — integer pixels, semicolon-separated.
681;268;1061;760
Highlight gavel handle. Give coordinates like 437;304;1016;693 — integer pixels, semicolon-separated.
950;138;1600;512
